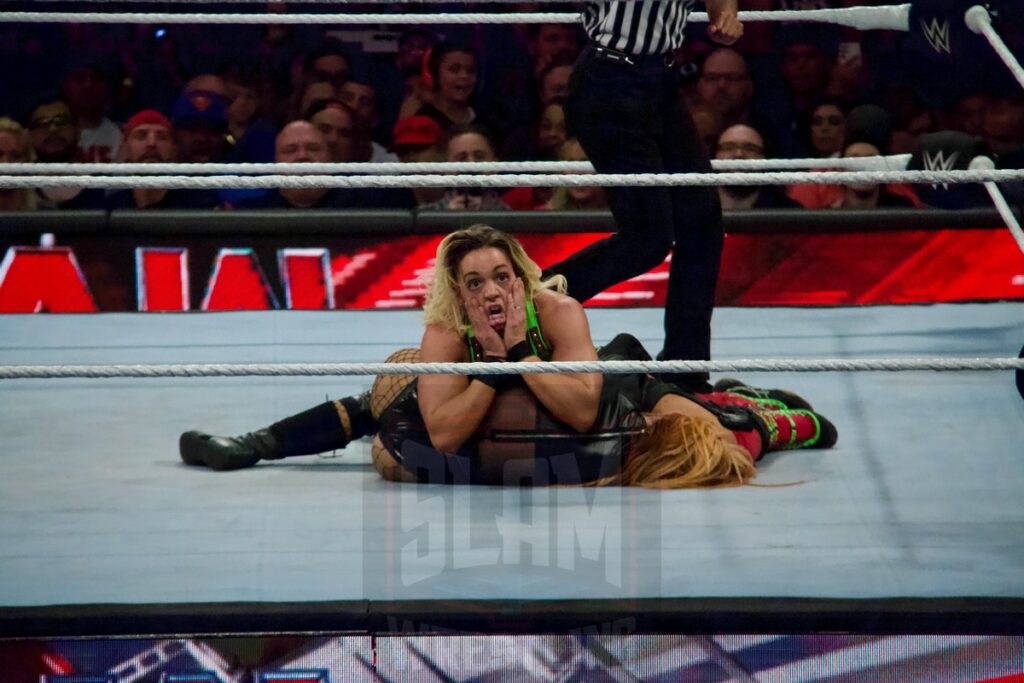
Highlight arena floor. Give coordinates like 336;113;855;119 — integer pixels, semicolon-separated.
1;303;1023;633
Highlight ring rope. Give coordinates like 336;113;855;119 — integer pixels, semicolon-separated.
1;169;1021;190
0;156;913;176
966;5;1024;93
970;157;1024;254
0;6;912;30
3;357;1023;380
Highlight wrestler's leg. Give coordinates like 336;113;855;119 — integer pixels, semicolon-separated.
371;435;419;483
699;392;838;454
369;348;421;418
178;349;421;472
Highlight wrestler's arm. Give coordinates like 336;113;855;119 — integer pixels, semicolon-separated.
417;322;498;454
520;294;602;432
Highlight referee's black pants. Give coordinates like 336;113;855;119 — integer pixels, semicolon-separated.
545;45;724;390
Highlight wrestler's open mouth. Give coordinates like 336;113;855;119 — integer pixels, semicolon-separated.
486;303;505;327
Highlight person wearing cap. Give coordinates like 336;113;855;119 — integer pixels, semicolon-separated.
392;115;445;206
171;89;230;164
392;115;443;162
106;110;220;210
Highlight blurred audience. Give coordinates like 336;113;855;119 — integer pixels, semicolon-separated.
4;18;1019;214
26;99;79;163
695;48;753;137
806;98;847;158
790;103;921;209
412;42;480;132
62;58;119;162
307;99;357;163
421;123;509;211
107;109;220;209
238;120;411;209
171;89;229;163
392;114;445;206
297;80;340;122
25;99;106;209
544;138;607;211
715;124;799;210
832;141;914;209
983;96;1024;156
947;92;989;137
222;63;276;164
340;76;396;162
0;118;37;211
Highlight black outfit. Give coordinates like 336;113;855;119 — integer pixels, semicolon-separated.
543;0;723;391
376;333;760;486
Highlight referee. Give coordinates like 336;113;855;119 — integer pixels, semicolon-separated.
543;1;743;391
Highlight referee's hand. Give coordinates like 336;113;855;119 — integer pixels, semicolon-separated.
707;11;743;46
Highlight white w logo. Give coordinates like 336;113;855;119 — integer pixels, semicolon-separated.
921;17;952;54
923;150;959;172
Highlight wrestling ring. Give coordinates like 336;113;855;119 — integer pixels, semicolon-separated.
2;1;1024;681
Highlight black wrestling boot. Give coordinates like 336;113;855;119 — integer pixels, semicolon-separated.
179;429;280;471
180;394;377;472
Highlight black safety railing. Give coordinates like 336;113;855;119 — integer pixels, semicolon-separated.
0;207;1017;239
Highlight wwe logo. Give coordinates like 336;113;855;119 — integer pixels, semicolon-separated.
921;17;952;54
923;149;959;190
923;150;959;172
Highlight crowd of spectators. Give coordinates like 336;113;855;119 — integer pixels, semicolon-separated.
0;0;1022;213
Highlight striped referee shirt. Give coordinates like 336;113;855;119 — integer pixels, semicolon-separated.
582;0;696;56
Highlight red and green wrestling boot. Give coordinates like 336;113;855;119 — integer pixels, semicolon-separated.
750;404;838;452
700;390;838;460
725;405;838;461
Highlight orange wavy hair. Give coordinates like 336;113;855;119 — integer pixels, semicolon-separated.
594;415;756;489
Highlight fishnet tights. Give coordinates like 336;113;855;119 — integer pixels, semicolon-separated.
369;347;422;483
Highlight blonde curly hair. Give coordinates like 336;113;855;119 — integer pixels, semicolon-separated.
423;224;566;335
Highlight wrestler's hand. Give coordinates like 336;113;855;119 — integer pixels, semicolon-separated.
466;296;507;358
502;278;528;348
707;9;743;46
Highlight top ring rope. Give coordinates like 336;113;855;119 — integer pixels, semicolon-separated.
0;155;913;176
3;357;1024;381
0;5;912;30
966;5;1024;93
0;168;1021;190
